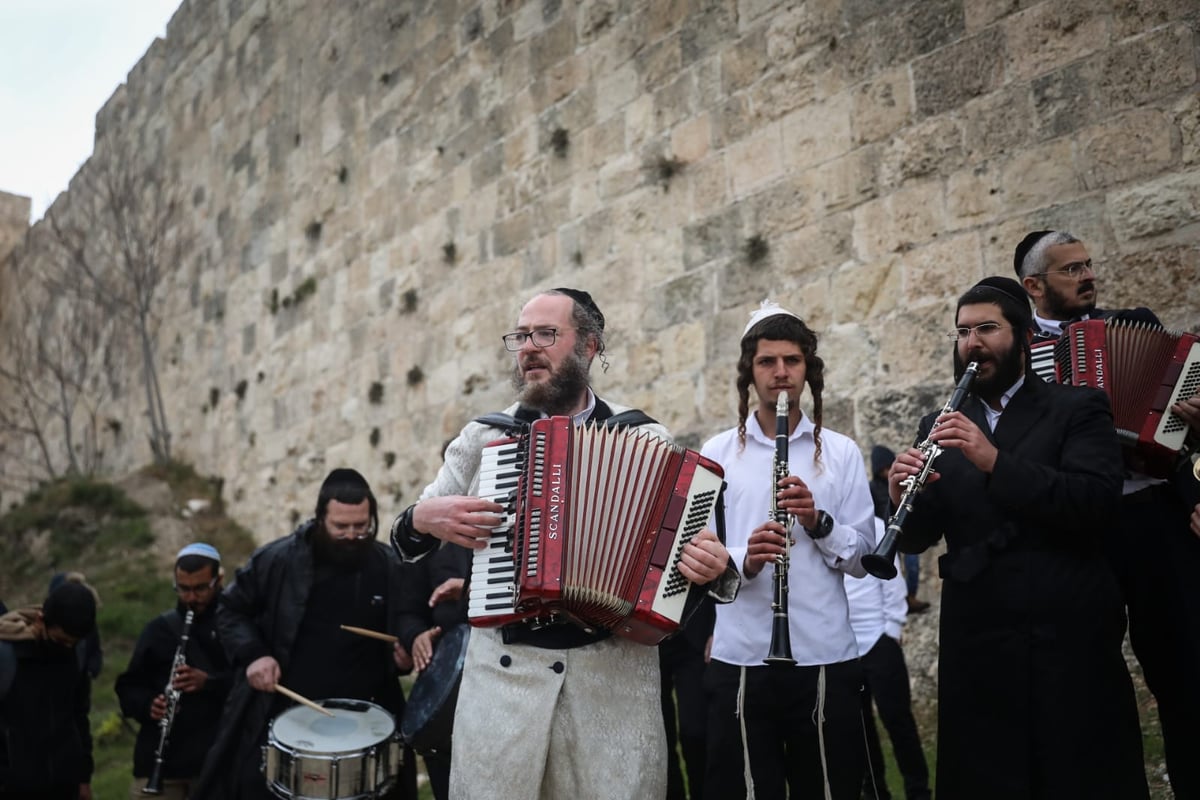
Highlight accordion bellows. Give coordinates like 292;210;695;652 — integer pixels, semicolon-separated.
468;416;725;645
1031;319;1200;477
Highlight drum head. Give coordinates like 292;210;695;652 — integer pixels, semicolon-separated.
272;698;395;754
401;624;469;751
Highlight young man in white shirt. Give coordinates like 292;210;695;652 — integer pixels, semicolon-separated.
701;301;875;799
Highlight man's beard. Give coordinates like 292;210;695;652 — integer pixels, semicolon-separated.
1043;278;1097;320
312;521;373;567
954;339;1025;401
511;347;591;416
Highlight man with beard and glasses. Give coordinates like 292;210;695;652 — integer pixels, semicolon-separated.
889;276;1147;799
1016;230;1200;798
389;288;739;800
192;469;417;800
116;544;231;798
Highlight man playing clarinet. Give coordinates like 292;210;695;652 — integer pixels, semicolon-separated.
700;300;875;799
116;544;231;798
891;276;1147;799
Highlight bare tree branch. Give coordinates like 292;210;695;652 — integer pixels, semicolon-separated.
41;139;189;464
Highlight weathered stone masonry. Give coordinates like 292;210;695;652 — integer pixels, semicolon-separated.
1;0;1197;547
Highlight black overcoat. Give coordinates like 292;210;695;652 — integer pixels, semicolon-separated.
192;521;414;799
897;375;1148;799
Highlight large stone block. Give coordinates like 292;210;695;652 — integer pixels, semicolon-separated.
780;93;853;172
912;26;1005;119
807;146;881;213
1030;61;1097;140
850;67;913;147
727;125;785;198
998;138;1081;215
1093;23;1197;111
879;115;965;188
1000;0;1109;83
1078;108;1174;191
722;26;768;93
772;214;854;279
1107;171;1200;242
851;180;946;261
961;85;1033;162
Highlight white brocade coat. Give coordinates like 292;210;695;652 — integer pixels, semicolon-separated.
426;399;670;799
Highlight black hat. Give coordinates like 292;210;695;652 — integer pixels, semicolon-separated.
1013;230;1053;276
42;582;97;640
553;288;604;332
870;445;895;476
957;276;1033;326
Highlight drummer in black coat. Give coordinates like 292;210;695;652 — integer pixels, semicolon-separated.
396;542;471;800
192;468;418;800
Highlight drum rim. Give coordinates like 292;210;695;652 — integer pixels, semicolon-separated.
269;697;397;755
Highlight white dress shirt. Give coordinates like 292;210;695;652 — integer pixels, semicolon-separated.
843;518;909;655
703;412;876;667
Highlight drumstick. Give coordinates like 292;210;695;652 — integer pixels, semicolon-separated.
275;684;335;717
339;624;399;643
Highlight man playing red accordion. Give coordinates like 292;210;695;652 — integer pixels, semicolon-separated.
1016;230;1200;798
389;288;739;799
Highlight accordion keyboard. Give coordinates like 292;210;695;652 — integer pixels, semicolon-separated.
467;440;522;621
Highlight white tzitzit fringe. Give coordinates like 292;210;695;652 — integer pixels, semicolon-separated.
737;666;756;800
814;664;833;800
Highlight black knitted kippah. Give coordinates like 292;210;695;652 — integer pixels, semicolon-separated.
958;276;1032;324
553;287;605;332
1013;230;1053;276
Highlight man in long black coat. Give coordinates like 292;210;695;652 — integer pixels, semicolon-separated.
192;468;417;800
890;277;1147;799
116;543;232;796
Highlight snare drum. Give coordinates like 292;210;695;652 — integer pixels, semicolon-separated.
264;698;401;800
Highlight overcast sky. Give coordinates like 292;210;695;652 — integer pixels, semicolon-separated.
0;0;183;223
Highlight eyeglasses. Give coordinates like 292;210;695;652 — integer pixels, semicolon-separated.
949;322;1010;341
327;520;376;540
1027;260;1094;280
501;327;560;351
174;576;219;595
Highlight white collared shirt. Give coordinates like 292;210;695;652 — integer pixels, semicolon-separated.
981;375;1026;432
702;413;876;667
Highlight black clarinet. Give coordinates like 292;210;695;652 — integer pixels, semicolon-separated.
143;609;193;794
863;362;979;580
764;390;796;665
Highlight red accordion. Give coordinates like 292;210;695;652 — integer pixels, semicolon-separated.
1030;319;1200;477
467;416;725;645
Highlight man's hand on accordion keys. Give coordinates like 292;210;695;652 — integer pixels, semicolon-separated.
677;528;731;586
1173;393;1200;433
412;495;507;550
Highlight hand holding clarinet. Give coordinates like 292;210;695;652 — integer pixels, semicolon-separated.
863;362;983;579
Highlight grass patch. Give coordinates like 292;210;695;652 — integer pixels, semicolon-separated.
0;463;258;795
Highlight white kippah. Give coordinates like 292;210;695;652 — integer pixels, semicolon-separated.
742;299;802;337
177;542;221;563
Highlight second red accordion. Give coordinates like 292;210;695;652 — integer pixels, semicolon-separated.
467;416;726;645
1031;319;1200;477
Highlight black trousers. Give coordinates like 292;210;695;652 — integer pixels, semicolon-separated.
661;636;709;800
859;635;931;800
703;658;866;800
1114;485;1200;800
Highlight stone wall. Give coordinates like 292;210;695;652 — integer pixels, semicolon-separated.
1;0;1197;550
0;191;30;267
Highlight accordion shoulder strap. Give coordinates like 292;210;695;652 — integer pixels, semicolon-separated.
473;402;658;434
